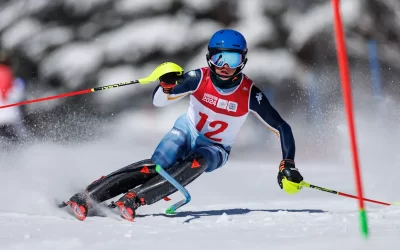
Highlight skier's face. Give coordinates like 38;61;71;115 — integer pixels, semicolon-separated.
215;64;236;80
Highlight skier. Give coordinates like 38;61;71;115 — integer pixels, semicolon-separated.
63;29;304;221
0;49;27;143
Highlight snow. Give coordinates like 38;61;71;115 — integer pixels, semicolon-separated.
0;0;347;97
285;0;363;51
1;96;400;250
94;16;190;62
180;0;219;12
185;20;223;45
39;42;104;89
1;18;43;49
62;0;110;15
245;49;303;84
0;0;51;32
0;2;22;32
235;0;277;46
260;0;287;14
115;0;172;15
24;27;75;61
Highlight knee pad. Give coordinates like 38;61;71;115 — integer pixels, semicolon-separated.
193;146;228;172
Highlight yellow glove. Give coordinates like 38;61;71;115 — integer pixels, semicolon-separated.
281;177;303;194
277;159;304;194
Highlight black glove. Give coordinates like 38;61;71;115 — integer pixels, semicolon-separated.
159;72;183;94
277;159;303;189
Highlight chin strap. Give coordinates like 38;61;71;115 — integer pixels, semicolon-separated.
209;70;243;89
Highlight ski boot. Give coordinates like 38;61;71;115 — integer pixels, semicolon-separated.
64;192;92;221
112;191;144;222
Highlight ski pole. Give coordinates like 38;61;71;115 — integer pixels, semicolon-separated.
0;62;183;109
300;181;398;206
155;164;191;215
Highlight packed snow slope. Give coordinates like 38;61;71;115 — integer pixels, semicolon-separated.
0;98;400;250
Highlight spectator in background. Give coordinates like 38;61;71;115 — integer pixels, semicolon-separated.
0;49;28;143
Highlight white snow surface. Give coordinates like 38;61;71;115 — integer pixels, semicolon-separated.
1;97;400;250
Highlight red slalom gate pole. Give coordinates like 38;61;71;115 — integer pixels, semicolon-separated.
331;0;368;237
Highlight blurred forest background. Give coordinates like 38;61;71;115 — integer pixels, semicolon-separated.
1;0;400;159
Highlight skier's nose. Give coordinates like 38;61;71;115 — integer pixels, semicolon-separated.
222;63;231;69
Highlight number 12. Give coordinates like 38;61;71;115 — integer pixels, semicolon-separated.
195;112;228;142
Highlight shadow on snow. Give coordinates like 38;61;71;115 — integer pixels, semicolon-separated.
138;208;326;223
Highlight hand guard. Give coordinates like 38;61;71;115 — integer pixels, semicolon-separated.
159;72;183;94
277;159;303;194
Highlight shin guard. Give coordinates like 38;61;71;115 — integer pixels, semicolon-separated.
132;152;208;205
85;159;157;202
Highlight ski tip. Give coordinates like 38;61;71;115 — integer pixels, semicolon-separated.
70;202;87;221
118;205;135;222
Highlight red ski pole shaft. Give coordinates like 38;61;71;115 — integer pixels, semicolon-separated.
301;181;393;206
0;80;139;109
0;61;185;109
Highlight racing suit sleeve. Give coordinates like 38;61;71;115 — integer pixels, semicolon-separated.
249;85;295;160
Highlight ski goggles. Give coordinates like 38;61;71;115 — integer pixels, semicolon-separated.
209;51;244;68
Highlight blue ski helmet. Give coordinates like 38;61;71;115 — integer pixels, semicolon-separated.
206;29;248;79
